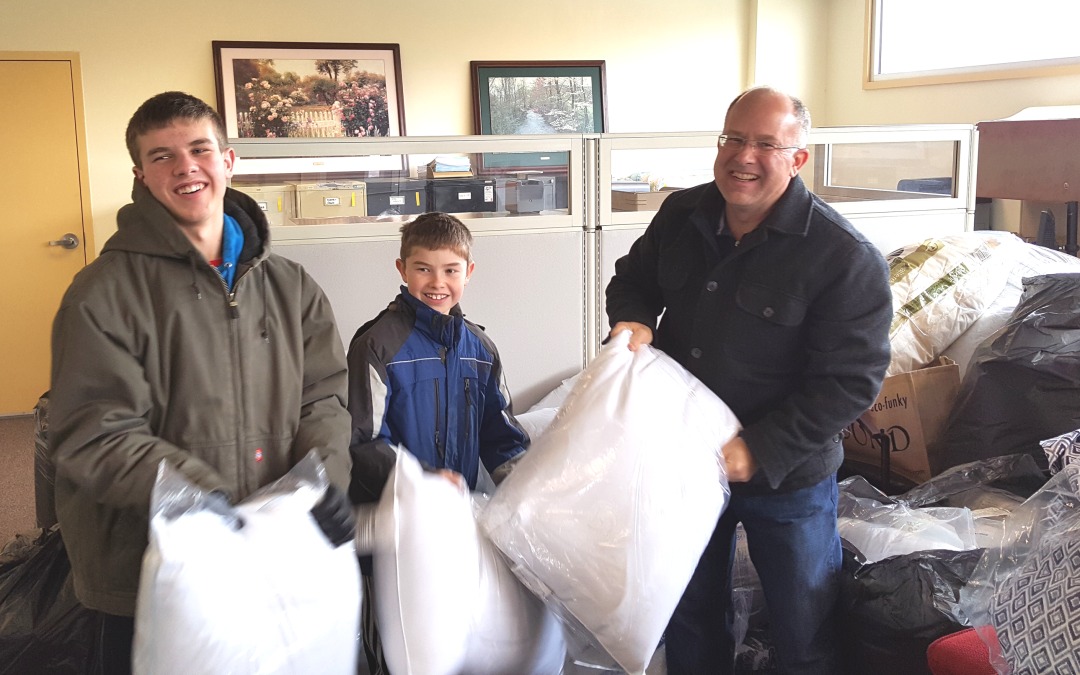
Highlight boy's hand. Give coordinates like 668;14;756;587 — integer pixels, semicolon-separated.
435;469;466;491
609;322;653;351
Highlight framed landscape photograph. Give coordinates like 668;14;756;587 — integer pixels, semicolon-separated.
212;41;405;140
470;60;607;171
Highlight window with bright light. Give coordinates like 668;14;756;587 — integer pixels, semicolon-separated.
869;0;1080;86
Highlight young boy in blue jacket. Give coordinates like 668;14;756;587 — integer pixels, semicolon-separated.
346;211;529;673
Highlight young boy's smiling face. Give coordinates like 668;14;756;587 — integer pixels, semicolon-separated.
396;246;474;314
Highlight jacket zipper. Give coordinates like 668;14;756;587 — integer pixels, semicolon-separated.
219;268;250;320
437;346;449;461
464;378;473;449
433;379;444;460
209;260;251;490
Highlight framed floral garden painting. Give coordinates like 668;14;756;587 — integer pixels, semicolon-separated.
212;41;406;140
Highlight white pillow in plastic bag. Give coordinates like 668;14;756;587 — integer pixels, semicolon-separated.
373;449;565;675
531;371;583;412
941;237;1080;377
515;407;559;444
134;453;360;675
479;330;738;674
886;231;1016;376
838;505;978;564
516;372;584;442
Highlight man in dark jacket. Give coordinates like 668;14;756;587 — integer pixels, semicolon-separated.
49;92;354;674
606;87;892;674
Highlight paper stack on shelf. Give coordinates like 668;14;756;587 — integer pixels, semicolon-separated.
422;155;473;178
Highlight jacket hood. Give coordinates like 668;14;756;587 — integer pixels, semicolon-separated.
105;180;270;265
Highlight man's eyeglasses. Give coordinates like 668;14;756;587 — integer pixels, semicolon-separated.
718;135;801;155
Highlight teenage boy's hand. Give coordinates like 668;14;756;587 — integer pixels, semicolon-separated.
310;484;356;547
205;490;244;530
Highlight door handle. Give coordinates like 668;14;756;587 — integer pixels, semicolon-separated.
48;233;80;250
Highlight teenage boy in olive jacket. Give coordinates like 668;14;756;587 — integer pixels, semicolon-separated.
49;92;354;673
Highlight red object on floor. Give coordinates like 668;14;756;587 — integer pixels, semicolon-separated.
926;627;998;675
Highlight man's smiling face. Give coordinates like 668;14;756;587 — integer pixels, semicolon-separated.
713;89;808;224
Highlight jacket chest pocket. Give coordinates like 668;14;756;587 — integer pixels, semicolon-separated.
736;282;807;327
726;281;808;371
457;357;484;428
658;248;708;316
450;375;484;467
657;230;712;291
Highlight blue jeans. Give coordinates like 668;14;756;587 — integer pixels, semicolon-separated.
665;474;842;675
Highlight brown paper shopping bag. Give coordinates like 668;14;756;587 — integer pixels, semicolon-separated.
842;357;961;487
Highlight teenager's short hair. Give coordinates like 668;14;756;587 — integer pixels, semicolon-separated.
125;91;229;167
399;212;474;262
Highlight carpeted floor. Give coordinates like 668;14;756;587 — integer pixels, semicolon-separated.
0;414;38;544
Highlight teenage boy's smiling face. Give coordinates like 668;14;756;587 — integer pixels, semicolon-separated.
133;118;235;233
396;246;474;314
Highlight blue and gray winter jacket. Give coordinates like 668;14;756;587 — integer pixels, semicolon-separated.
346;288;528;505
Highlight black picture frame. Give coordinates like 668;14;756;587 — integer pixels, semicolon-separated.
212;40;406;140
470;60;607;172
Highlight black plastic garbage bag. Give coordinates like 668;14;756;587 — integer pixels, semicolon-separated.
839;545;983;675
900;453;1047;509
932;273;1080;475
33;391;57;530
0;527;103;675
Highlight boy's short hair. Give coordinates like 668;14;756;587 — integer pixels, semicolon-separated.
399;212;474;262
125;91;229;167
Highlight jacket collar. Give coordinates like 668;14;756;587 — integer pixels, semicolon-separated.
760;175;814;237
223;187;270;264
397;287;463;348
690;175;814;241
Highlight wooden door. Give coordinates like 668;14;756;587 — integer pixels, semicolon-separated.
0;56;91;415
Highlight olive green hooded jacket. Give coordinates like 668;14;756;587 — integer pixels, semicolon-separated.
49;181;351;616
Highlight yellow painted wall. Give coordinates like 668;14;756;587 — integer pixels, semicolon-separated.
6;0;1074;247
823;0;1080;126
751;0;829;122
820;0;1080;233
0;0;750;251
